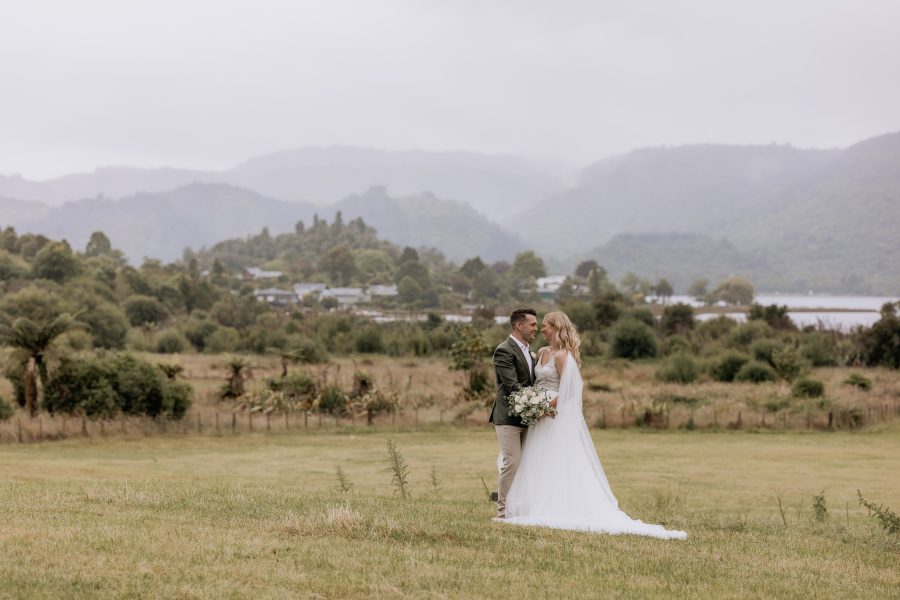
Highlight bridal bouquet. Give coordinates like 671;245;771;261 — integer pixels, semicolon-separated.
507;386;557;426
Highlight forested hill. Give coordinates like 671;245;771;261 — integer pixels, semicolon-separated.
0;184;525;264
539;133;900;294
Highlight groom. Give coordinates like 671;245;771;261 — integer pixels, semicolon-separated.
490;307;537;518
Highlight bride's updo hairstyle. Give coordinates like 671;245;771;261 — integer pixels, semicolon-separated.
543;311;582;366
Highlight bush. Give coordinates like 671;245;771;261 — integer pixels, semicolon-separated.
354;324;385;354
43;353;192;419
183;319;219;352
318;384;348;416
792;377;825;398
662;334;691;356
696;315;737;341
123;295;170;326
728;320;773;348
154;329;191;354
843;373;872;391
734;360;777;383
656;353;699;384
800;332;839;367
608;319;659;359
124;328;153;352
750;339;781;366
205;327;242;353
771;345;809;381
660;303;695;335
710;351;751;382
0;396;14;421
627;307;656;328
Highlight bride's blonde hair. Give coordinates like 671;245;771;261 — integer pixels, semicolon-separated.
543;311;582;366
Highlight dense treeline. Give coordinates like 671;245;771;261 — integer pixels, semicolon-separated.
0;219;897;420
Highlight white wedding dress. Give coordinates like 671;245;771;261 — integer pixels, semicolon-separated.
503;352;687;540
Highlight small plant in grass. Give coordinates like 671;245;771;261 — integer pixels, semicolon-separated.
386;438;410;499
792;377;825;398
843;373;872;391
812;490;828;522
735;360;777;383
480;476;494;503
857;490;900;534
430;465;441;498
0;395;14;421
336;466;353;494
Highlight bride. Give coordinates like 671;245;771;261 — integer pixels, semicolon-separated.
501;311;687;540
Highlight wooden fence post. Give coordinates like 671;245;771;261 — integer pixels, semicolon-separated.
38;416;43;441
248;413;253;432
81;416;88;437
284;412;289;431
231;412;236;434
17;418;23;443
215;412;220;433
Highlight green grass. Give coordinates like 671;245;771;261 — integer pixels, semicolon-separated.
2;427;899;598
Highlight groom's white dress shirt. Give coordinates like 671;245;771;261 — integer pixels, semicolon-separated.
509;335;533;379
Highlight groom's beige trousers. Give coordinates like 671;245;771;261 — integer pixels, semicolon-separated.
495;425;527;517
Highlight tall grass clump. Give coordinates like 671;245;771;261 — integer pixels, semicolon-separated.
656;353;699;384
710;351;750;382
734;360;777;383
792;378;825;398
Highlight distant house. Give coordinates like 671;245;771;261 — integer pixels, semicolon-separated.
321;287;370;306
536;275;568;299
243;267;283;281
254;288;299;306
368;284;398;298
294;282;328;298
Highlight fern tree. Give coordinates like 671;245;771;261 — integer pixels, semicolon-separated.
0;313;76;416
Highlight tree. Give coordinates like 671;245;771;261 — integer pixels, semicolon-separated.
511;251;546;281
586;267;610;299
397;276;422;306
31;241;81;282
575;260;599;279
712;276;754;306
123;295;170;326
687;278;709;303
84;231;112;257
660;303;696;336
0;313;76;416
319;245;357;286
460;257;487;279
654;278;674;303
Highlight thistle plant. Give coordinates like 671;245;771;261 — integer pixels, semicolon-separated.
386;438;410;499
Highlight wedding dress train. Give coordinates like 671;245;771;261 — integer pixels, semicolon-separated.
503;353;687;540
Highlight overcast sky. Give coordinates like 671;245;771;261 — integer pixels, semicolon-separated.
2;0;899;179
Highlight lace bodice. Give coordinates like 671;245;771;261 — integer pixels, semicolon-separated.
534;353;560;392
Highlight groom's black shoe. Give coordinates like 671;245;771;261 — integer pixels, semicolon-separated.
490;491;499;502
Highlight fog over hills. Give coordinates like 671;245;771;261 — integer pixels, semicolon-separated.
0;147;563;223
1;133;898;293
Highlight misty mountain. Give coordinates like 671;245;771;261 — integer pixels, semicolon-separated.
538;133;900;293
0;147;564;223
0;183;524;264
333;186;525;262
0;184;316;263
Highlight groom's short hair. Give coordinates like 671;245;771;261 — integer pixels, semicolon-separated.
509;307;537;328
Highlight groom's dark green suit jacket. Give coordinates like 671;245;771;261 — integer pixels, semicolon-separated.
490;337;535;428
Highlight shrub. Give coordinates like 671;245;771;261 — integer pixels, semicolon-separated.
710;351;751;382
205;327;242;353
800;332;838;367
734;360;777;383
696;315;737;341
0;396;14;421
771;345;809;381
154;329;191;354
608;319;659;359
124;328;153;352
792;377;825;398
662;334;691;356
660;303;695;335
750;339;781;366
43;353;191;419
843;373;872;391
627;307;656;328
728;320;773;348
855;301;900;369
318;385;348;416
354;324;385;354
656;353;699;384
123;295;170;326
79;302;130;349
183;318;219;352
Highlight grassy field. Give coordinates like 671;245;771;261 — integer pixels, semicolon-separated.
2;426;898;598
